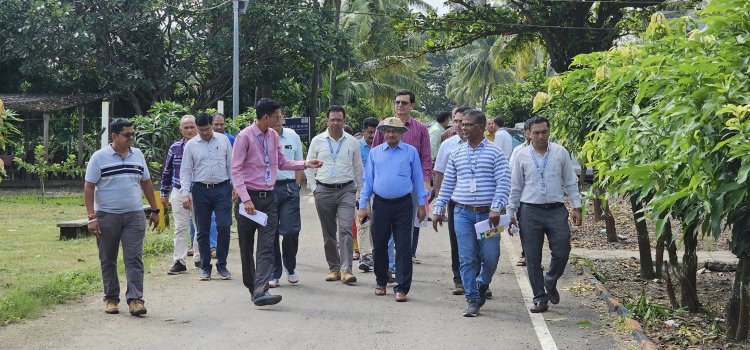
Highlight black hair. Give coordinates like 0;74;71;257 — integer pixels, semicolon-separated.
327;105;347;119
463;109;486;126
527;115;550;129
195;113;212;127
436;111;451;124
395;89;415;103
255;98;281;120
344;125;354;134
493;116;504;128
454;106;472;115
110;118;133;134
362;117;379;129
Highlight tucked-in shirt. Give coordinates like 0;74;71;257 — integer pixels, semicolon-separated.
494;129;513;159
484;130;495;142
231;122;306;203
372;116;432;181
180;132;233;197
433;134;463;174
85;145;150;214
305;130;363;191
277;127;303;181
428;122;445;160
440;125;459;143
433;140;510;215
160;139;187;199
224;132;236;146
507;142;582;219
358;138;371;166
359;141;426;209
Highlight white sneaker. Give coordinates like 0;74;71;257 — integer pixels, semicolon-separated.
268;279;279;288
287;271;299;284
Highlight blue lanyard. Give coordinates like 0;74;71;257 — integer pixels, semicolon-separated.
327;137;345;164
466;140;487;176
257;132;271;184
529;146;550;181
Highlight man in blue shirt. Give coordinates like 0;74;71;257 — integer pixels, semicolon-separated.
355;117;378;272
357;117;426;302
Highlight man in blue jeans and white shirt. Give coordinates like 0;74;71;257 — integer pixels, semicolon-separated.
432;109;510;317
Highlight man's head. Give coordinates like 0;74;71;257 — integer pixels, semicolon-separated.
362;117;378;146
394;89;415;118
436;111;451;128
453;106;471;139
195;113;214;141
377;117;408;147
344;125;354;135
326;105;346;135
487;116;503;135
255;98;282;130
523;118;533;142
273;110;286;134
180;114;197;140
212;113;226;134
527;115;551;150
110;118;135;148
461;109;487;143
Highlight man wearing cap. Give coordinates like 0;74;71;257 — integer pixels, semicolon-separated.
358;117;426;302
306;105;363;285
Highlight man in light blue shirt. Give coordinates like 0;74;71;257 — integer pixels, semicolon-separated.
355;117;378;272
357;117;426;303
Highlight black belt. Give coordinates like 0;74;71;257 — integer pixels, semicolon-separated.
247;189;273;198
522;202;564;209
455;203;491;213
195;180;229;188
374;193;411;203
316;180;353;189
276;179;296;185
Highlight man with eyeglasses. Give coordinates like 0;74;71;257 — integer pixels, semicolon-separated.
84;118;160;316
440;106;471;143
180;113;234;282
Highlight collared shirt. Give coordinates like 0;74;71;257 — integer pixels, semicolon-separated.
507;142;582;219
305;129;363;191
359;141;426;209
509;141;529;173
428;122;445;159
85;145;150;214
160;139;187;199
433;134;463;174
484;130;495;142
433;140;510;215
494;129;513;159
224;132;235;146
277;127;303;181
440;125;459;143
358;138;371;166
372;116;432;181
180;132;232;197
231;122;306;203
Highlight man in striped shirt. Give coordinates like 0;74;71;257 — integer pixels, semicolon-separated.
432;109;511;317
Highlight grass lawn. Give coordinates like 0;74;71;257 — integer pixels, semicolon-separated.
0;189;173;324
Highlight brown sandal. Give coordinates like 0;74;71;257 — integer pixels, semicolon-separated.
374;286;386;296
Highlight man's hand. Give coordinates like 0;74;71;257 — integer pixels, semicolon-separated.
161;197;170;209
149;212;160;230
357;208;369;224
87;220;100;237
306;159;324;168
432;214;444;232
231;189;238;202
182;196;192;210
417;205;426;222
489;210;500;227
243;200;256;215
571;208;582;226
509;217;518;230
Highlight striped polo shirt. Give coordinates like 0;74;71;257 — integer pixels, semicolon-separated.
85;145;150;214
433;140;511;215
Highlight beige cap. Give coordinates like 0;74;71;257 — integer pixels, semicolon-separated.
376;117;409;133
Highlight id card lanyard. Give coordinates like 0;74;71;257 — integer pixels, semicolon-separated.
529;146;550;194
467;140;487;192
327;137;344;177
257;133;271;185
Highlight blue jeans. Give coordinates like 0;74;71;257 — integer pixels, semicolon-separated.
272;182;301;279
190;213;218;249
453;206;500;301
191;182;232;270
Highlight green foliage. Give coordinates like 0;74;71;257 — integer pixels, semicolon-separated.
226;107;256;136
142;228;174;258
131;101;189;178
13;145;83;202
485;68;546;127
624;290;671;326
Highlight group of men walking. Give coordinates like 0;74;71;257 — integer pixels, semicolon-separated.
83;89;581;318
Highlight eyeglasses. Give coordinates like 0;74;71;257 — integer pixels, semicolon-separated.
394;101;411;106
197;127;213;133
461;122;478;128
118;132;135;139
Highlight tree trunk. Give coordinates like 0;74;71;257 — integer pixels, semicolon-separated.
726;255;750;340
307;59;321;132
664;262;679;309
604;207;617;242
630;194;654;279
655;234;665;278
679;222;701;312
593;186;603;221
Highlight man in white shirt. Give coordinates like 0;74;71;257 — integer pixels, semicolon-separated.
509;119;531;267
306;105;364;285
494;117;513;159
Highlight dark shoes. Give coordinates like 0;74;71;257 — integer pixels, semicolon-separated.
199;269;211;281
254;292;282;306
167;261;187;275
530;303;549;313
516;256;526;266
387;269;396;284
463;300;479;317
194;261;201;268
395;291;407;302
217;266;232;280
452;283;465;295
478;285;489;308
358;257;373;272
545;274;560;305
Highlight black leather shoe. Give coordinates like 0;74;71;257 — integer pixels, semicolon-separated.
254;293;282;306
548;291;560;305
530;303;548;313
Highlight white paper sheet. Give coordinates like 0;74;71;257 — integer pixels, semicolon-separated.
238;205;268;227
474;214;511;239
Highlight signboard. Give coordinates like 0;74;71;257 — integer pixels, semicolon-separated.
284;117;311;143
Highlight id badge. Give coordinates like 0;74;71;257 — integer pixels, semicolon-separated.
538;181;547;194
330;165;337;177
469;178;477;193
264;168;271;183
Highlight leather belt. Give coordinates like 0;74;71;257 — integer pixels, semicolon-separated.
248;189;273;198
522;202;564;209
316;180;353;189
374;193;410;203
455;203;491;213
276;179;296;185
195;180;229;188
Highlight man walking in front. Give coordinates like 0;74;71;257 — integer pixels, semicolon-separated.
306;105;363;285
84;118;160;316
432;110;510;317
508;116;582;313
358;117;426;302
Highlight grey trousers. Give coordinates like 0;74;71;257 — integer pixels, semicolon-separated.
519;205;571;305
96;210;146;303
314;183;356;273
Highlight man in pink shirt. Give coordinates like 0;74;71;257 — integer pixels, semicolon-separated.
231;98;322;306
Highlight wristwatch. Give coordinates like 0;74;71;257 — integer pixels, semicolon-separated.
150;208;160;214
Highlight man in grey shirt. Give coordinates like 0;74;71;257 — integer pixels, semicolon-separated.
508;116;582;313
84;118;160;316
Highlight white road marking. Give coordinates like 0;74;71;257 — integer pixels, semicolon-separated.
502;236;559;350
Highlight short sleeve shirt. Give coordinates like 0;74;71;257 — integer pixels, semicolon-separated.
85;145;150;214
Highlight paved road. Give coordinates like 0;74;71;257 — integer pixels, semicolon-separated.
1;190;631;349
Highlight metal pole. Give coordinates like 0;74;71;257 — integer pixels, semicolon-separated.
232;0;240;118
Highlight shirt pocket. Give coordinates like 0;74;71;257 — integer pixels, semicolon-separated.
397;160;410;177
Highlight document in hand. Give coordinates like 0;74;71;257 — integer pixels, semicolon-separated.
238;205;269;226
474;214;511;239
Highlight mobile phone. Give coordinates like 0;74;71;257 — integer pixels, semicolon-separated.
360;215;369;225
